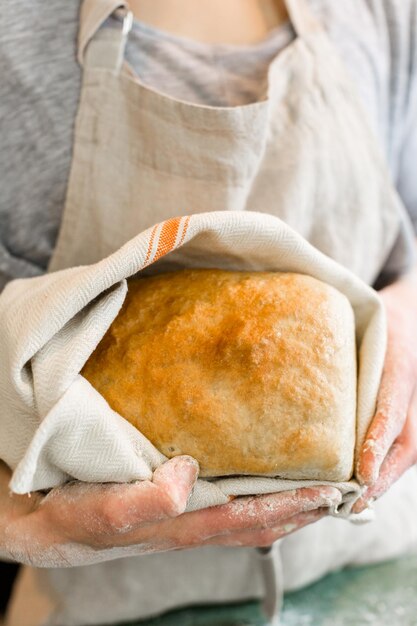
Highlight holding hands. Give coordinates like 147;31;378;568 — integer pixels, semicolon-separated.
0;457;340;568
354;265;417;512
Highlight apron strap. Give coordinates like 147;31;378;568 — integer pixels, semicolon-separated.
284;0;321;37
256;543;284;625
78;0;133;71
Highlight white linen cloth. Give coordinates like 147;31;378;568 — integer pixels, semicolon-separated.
0;211;385;517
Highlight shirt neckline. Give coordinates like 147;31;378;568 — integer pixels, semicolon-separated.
129;15;294;57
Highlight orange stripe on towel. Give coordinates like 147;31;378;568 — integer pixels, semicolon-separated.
154;217;184;261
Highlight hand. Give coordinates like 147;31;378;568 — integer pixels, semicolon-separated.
0;458;341;568
353;266;417;513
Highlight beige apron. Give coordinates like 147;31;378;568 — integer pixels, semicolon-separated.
7;0;417;625
48;0;412;284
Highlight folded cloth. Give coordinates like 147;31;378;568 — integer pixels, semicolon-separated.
0;211;385;518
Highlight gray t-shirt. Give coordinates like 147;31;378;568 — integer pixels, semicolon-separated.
1;0;417;290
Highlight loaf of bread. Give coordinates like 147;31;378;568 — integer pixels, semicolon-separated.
81;269;357;481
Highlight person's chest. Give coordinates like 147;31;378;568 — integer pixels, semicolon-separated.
128;0;289;45
0;0;386;275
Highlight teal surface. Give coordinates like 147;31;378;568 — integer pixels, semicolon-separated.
112;556;417;626
281;555;417;626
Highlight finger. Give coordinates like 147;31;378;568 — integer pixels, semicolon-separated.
34;509;330;566
173;485;341;542
106;486;342;550
103;454;200;525
202;507;329;548
151;455;200;516
356;347;415;485
353;405;417;513
36;456;199;540
28;508;331;567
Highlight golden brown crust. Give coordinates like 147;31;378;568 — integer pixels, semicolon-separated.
82;269;356;480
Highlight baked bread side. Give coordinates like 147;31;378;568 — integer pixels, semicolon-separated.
81;269;357;481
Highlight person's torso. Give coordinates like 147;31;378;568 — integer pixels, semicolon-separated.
0;0;415;286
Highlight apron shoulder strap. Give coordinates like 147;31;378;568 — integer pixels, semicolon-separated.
78;0;132;71
284;0;322;37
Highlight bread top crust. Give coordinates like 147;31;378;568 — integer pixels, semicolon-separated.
82;269;357;480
